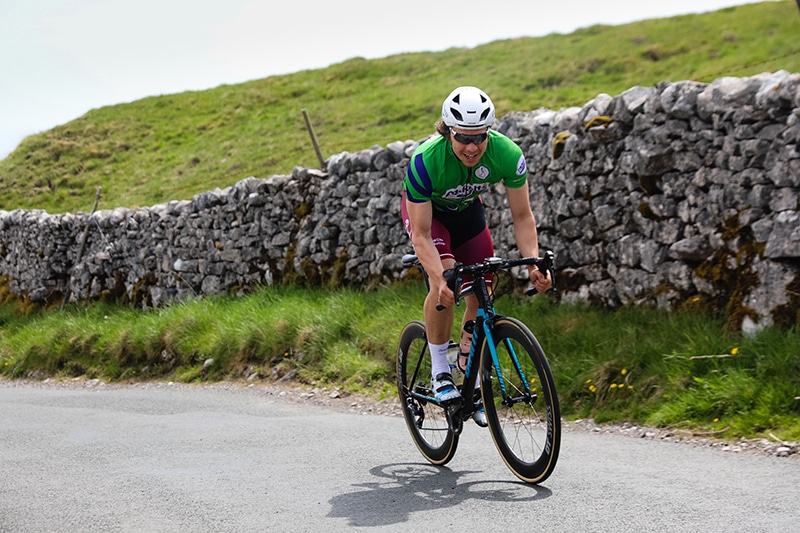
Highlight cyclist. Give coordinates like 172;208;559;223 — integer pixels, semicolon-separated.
401;86;552;423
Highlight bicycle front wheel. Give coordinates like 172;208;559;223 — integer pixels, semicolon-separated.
480;317;561;484
397;320;458;465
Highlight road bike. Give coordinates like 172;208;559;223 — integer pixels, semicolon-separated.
397;252;561;484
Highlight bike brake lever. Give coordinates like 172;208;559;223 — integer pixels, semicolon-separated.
436;264;463;311
545;251;557;292
526;251;556;296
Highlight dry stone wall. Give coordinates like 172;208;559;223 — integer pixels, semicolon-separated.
1;71;798;333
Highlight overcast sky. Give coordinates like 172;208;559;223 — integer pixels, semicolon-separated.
0;0;771;160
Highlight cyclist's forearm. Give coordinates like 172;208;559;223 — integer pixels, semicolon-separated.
507;184;540;260
407;201;447;284
412;235;446;284
513;214;540;259
512;213;546;281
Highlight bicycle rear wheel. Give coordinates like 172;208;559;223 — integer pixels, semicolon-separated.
480;317;560;484
397;320;458;465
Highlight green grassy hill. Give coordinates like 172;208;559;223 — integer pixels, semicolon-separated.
1;1;799;214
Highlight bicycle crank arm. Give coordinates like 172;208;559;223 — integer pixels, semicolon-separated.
445;403;464;435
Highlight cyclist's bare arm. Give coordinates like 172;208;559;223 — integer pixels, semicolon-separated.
506;183;551;292
406;200;455;309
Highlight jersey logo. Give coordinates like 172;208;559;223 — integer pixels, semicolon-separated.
443;183;489;200
517;155;528;175
474;165;490;180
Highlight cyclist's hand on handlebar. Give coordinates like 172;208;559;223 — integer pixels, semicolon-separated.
435;282;455;311
530;267;552;294
434;264;460;310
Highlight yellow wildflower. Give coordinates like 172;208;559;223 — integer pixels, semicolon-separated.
621;368;628;375
731;347;739;355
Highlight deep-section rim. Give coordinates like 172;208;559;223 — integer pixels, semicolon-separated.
480;317;561;483
397;320;458;465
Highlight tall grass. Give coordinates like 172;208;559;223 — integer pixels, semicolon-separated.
1;284;798;440
0;286;413;389
495;293;800;440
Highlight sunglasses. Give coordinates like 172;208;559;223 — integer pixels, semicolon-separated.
450;129;488;145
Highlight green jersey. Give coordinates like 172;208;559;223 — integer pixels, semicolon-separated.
404;130;528;213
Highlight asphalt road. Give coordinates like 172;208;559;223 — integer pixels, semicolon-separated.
1;381;798;532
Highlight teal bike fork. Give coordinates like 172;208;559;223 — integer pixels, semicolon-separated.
479;313;536;408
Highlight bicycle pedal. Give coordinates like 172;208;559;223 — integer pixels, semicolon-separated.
445;406;464;435
443;398;464;413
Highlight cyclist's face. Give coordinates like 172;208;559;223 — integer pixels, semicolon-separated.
450;127;488;167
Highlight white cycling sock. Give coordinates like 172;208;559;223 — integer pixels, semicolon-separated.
429;342;451;378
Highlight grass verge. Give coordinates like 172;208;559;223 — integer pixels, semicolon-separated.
1;283;798;441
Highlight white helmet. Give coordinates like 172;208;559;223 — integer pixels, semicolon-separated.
441;86;495;130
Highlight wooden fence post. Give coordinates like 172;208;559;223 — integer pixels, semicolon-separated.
302;108;326;168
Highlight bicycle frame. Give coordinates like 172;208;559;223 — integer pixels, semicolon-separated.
404;253;554;433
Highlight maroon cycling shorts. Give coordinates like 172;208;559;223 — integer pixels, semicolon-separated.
401;191;494;287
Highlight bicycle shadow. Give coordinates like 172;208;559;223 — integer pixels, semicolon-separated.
326;462;552;527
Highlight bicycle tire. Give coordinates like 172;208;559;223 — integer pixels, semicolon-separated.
397;320;459;465
480;317;561;484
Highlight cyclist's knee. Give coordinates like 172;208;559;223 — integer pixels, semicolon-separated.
462;293;478;312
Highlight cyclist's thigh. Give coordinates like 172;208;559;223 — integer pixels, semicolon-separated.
452;226;494;287
452;226;494;266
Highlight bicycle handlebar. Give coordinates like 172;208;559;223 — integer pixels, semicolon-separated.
401;251;556;311
453;251;555;282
